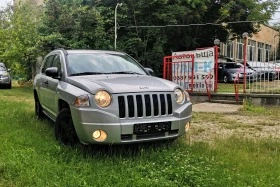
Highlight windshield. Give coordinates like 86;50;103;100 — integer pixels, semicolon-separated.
67;53;147;76
224;63;242;69
0;66;6;71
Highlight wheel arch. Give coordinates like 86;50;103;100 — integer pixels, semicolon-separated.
58;99;70;112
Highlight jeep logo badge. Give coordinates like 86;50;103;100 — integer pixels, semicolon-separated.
140;86;149;89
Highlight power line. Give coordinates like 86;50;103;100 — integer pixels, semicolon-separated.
119;19;280;29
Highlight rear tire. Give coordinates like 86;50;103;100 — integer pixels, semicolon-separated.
55;108;79;146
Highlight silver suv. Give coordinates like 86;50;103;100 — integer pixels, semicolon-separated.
33;49;192;145
0;62;11;89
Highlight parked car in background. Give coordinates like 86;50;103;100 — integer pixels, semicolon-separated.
218;62;257;83
266;62;280;79
0;62;12;89
247;61;276;81
33;49;192;145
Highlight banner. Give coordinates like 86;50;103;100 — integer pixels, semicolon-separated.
172;48;215;91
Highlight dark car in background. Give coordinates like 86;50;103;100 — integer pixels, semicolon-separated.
0;62;11;89
266;62;280;79
218;62;257;83
247;61;276;81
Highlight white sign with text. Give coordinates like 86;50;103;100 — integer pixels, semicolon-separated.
172;48;215;91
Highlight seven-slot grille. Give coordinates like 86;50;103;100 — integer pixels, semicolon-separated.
118;93;173;118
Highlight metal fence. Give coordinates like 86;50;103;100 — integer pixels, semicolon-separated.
245;61;280;93
163;55;195;92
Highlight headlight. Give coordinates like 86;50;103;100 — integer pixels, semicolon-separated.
74;95;90;107
174;88;185;104
185;91;191;102
95;90;112;108
2;73;9;78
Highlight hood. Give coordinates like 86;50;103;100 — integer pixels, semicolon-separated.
66;75;177;94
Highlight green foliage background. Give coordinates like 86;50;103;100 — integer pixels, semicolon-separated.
0;0;279;78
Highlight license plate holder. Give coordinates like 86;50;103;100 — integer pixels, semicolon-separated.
133;122;171;135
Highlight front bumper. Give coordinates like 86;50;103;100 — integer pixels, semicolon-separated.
0;76;11;85
232;74;257;82
70;102;192;144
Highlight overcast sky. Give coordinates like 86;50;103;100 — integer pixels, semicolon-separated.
0;0;12;8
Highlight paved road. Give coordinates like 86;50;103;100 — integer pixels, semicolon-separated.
192;102;243;113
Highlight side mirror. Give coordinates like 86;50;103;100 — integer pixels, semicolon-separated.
45;67;60;79
144;68;154;76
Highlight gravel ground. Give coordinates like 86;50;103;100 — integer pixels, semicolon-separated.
188;103;280;144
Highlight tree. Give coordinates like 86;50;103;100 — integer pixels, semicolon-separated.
96;0;280;76
39;0;110;52
0;0;42;80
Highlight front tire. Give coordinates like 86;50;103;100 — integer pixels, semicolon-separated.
7;81;11;89
55;108;79;146
223;75;229;83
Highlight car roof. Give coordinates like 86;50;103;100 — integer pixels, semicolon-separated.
218;61;237;64
53;49;126;55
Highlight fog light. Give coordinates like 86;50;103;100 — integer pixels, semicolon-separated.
185;122;190;133
92;130;107;142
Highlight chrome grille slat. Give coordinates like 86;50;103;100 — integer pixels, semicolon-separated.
118;93;173;119
124;95;129;118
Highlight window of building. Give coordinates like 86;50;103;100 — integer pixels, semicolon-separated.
236;39;244;60
257;42;264;62
265;44;271;62
225;41;233;59
219;43;224;56
248;40;256;61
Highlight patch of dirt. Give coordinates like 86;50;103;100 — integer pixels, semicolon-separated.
187;112;280;145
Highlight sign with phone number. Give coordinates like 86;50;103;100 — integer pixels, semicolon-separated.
172;48;215;91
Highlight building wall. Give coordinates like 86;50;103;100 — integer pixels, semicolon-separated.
220;24;279;62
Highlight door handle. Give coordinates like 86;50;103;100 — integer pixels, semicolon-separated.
44;81;49;85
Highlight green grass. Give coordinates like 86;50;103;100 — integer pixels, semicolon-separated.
189;138;280;186
217;83;237;93
217;81;280;93
0;83;280;186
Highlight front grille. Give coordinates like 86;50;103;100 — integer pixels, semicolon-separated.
118;93;173;118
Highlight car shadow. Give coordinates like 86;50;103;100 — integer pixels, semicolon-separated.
75;139;177;158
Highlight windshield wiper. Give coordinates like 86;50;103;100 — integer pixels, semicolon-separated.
70;72;104;76
108;71;144;75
